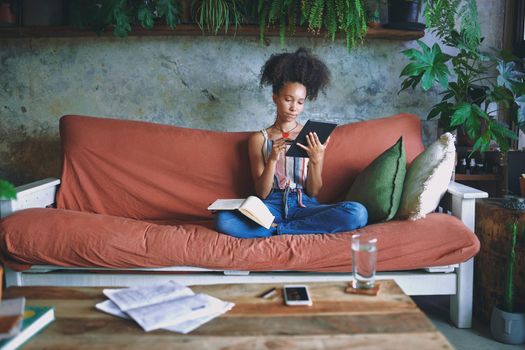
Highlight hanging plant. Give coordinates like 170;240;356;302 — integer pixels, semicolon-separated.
257;0;301;47
69;0;181;38
191;0;244;35
257;0;367;51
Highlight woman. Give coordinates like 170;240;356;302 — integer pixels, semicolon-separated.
216;48;367;238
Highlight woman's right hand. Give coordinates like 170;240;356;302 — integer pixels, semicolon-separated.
269;138;287;162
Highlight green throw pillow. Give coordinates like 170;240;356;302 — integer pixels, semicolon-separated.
345;137;406;223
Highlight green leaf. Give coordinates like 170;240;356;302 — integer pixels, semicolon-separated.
0;179;16;200
428;101;452;120
157;0;179;29
421;69;434;91
138;5;154;29
497;60;525;90
400;62;427;77
515;95;525;127
491;120;518;139
450;103;472;127
402;48;424;62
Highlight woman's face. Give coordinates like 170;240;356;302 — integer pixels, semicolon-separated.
273;82;307;123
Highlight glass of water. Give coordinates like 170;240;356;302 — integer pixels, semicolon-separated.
352;234;378;289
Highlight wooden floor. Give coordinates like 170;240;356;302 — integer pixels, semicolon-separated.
4;280;454;349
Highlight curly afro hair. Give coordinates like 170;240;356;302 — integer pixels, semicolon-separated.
259;48;330;101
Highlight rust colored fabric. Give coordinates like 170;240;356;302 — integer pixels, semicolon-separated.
56;115;254;222
56;114;425;219
0;208;479;272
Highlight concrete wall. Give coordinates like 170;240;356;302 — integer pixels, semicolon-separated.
0;0;505;185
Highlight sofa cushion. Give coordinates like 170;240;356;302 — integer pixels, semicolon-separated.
55;114;425;220
396;133;456;220
345;137;406;223
0;208;479;272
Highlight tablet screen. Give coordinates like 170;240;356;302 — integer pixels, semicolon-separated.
285;120;337;158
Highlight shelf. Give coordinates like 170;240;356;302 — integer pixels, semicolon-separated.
454;174;500;181
0;24;424;40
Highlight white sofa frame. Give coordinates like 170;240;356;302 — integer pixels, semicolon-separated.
0;177;488;328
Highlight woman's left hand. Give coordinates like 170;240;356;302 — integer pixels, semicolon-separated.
297;132;330;165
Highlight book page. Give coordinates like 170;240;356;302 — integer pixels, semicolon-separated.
207;198;245;211
96;299;234;334
125;293;233;332
239;196;275;229
104;281;194;311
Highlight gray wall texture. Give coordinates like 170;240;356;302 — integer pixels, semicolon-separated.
0;0;505;185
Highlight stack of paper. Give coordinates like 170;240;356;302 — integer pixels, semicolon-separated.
96;281;234;334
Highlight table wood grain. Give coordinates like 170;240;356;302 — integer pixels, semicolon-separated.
4;280;453;350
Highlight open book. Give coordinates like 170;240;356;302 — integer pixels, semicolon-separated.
96;281;234;334
207;196;275;229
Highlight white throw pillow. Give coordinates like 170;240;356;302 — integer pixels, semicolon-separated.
396;132;456;220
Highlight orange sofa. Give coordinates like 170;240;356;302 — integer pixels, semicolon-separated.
0;113;487;328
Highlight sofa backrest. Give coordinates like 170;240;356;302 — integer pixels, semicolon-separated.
56;114;424;222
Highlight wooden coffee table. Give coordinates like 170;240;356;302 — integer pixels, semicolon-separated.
4;280;453;349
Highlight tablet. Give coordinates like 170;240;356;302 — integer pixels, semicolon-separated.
285;120;338;158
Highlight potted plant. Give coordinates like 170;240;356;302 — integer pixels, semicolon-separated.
365;0;381;28
191;0;244;35
69;0;181;38
257;0;367;51
490;221;525;344
384;0;424;31
0;179;16;200
399;0;525;153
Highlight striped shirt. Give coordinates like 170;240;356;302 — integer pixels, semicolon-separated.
261;129;309;191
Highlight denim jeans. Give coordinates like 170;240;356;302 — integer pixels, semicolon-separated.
215;189;368;239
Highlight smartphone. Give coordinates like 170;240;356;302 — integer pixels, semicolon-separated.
283;285;312;306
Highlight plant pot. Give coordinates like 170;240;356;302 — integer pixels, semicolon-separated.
0;3;16;26
384;0;424;30
491;306;525;344
22;0;64;26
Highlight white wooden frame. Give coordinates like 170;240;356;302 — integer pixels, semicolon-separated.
0;178;488;328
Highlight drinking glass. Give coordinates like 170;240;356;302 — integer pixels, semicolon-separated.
351;234;378;289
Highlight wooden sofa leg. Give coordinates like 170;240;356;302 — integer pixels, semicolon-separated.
450;258;473;328
4;267;22;287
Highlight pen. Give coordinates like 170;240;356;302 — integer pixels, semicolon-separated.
259;287;277;299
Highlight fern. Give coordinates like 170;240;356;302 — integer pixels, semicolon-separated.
258;0;367;50
308;0;324;33
424;0;460;43
325;0;336;41
458;0;481;51
269;0;283;24
280;7;286;45
287;0;298;35
259;0;270;45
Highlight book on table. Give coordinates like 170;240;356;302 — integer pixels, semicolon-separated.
0;303;54;350
207;196;275;229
